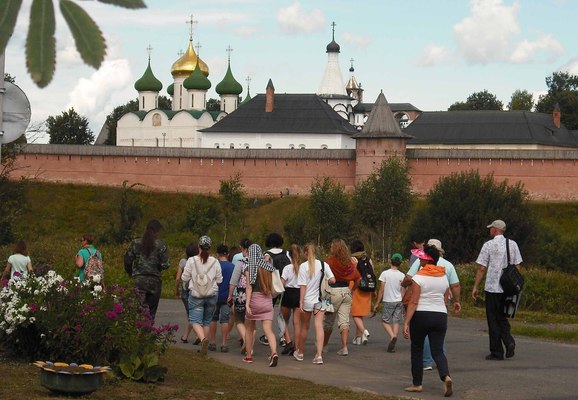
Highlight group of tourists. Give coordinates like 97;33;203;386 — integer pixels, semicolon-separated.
3;217;522;399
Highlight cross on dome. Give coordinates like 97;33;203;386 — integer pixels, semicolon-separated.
195;41;202;55
186;14;198;40
331;21;336;40
226;45;233;62
146;44;153;60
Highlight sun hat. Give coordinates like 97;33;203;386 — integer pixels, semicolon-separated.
411;248;433;261
427;239;445;255
391;253;403;262
199;235;212;249
487;220;506;231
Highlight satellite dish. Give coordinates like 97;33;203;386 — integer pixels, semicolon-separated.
1;81;31;144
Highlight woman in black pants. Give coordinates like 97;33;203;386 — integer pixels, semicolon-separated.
403;244;453;397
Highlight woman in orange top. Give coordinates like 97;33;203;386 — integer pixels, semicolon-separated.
323;239;360;356
350;240;376;345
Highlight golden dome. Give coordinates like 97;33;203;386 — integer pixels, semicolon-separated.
171;39;209;78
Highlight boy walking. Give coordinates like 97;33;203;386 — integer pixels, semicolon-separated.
374;253;406;353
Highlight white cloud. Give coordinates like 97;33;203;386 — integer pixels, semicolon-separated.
66;59;133;132
234;26;258;37
509;33;564;64
342;32;370;47
415;45;450;67
277;1;325;34
453;0;521;64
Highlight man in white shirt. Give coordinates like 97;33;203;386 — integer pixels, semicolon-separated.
473;219;522;361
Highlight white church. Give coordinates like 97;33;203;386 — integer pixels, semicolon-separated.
115;24;421;149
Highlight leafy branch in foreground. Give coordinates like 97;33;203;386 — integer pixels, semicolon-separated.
0;0;146;88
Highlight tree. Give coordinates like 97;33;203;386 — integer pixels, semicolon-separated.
536;71;578;129
409;170;536;264
1;0;146;87
206;98;220;112
353;157;412;260
219;173;246;244
47;108;94;144
101;181;143;244
184;196;220;236
4;73;15;83
508;89;534;111
448;90;504;111
309;176;352;247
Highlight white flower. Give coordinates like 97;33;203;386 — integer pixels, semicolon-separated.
93;285;103;293
91;274;101;284
6;328;13;335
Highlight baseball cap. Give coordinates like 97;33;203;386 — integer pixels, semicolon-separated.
427;239;444;255
486;220;506;231
391;253;403;262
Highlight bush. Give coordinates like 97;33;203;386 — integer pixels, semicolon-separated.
410;171;537;263
0;271;176;381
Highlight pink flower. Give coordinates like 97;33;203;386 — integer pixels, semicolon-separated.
30;303;38;313
113;303;124;314
105;311;118;320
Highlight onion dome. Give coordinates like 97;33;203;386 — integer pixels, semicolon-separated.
171;40;209;78
215;61;242;95
183;61;211;90
326;39;340;53
134;60;162;92
167;83;174;96
240;88;252;105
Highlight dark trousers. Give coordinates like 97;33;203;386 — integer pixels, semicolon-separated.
485;291;514;357
409;311;450;386
134;275;162;320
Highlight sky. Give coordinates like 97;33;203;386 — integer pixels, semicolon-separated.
4;0;578;143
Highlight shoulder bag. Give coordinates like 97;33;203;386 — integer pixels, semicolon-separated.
500;238;524;296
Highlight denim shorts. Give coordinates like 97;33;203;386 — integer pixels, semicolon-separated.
188;294;218;326
211;301;231;323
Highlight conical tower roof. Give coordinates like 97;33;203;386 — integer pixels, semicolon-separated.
134;59;162;92
216;61;242;95
183;61;211;90
353;92;413;138
171;39;209;78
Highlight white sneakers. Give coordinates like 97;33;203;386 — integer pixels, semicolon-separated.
337;347;349;356
352;336;361;345
362;329;370;345
312;355;323;364
293;350;304;361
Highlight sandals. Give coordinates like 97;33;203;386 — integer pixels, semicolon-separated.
180;337;188;344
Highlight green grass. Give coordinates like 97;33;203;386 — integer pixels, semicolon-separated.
0;348;402;400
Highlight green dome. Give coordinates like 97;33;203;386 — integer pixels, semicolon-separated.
240;88;252;105
183;62;211;90
134;60;162;92
215;62;242;95
167;83;174;96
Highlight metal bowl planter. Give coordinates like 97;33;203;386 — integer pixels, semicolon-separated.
33;361;111;396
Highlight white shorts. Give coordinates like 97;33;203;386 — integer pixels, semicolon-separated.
302;300;324;313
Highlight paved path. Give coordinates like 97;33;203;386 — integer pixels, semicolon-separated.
157;299;578;400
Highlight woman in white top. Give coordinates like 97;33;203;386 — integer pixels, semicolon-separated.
181;235;223;355
2;241;33;280
294;243;335;365
279;244;302;355
403;245;453;397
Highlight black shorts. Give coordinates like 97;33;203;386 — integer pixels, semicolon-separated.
281;287;300;309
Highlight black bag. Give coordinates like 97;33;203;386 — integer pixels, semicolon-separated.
266;250;291;272
357;257;376;292
500;239;524;296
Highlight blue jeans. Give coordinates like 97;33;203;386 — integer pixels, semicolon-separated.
188;294;218;326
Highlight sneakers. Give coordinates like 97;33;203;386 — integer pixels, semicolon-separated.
352;336;361;345
259;334;269;346
485;354;504;361
279;338;287;347
387;337;397;353
337;347;349;356
312;355;324;364
362;329;370;345
293;350;304;361
404;385;423;393
281;341;294;355
423;365;433;371
242;356;254;363
506;342;516;358
208;343;217;352
220;345;229;353
269;353;279;367
199;338;209;355
444;376;453;397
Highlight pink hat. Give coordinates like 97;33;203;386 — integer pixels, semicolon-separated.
411;248;433;261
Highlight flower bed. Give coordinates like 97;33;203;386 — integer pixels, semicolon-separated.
0;271;177;382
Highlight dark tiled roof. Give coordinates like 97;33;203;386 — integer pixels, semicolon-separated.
201;94;357;135
353;102;422;113
404;110;578;148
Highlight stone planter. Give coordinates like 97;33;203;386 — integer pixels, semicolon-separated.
33;361;111;396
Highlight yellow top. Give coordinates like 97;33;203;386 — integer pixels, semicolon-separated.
171;40;209;78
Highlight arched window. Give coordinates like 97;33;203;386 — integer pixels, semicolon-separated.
215;143;220;148
321;144;328;149
244;143;250;149
266;143;272;149
230;143;235;149
289;144;295;149
299;144;306;149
